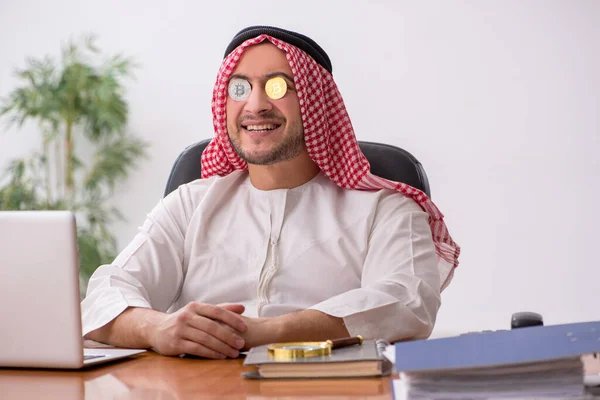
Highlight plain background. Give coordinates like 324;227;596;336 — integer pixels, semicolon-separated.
1;0;598;336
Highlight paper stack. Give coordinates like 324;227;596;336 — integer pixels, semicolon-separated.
392;356;585;399
384;320;600;399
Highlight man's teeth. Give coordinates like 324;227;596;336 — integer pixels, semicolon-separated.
245;124;277;131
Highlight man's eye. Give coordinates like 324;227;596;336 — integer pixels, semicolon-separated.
228;78;251;101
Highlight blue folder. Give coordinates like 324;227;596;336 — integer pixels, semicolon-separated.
394;320;600;372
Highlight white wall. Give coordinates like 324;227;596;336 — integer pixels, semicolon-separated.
1;0;599;335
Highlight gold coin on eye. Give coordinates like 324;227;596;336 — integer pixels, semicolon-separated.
265;77;287;100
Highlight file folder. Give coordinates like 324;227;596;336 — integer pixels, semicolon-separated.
394;320;600;372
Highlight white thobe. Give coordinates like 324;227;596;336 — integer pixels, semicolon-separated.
81;171;442;342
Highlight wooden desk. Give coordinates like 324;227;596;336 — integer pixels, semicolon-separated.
0;352;393;399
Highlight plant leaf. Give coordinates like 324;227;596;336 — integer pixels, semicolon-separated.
84;135;149;192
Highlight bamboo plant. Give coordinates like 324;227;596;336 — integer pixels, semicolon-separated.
0;35;149;289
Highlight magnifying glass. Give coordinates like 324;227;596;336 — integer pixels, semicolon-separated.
267;335;363;360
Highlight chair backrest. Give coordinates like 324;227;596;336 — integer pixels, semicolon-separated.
164;139;431;198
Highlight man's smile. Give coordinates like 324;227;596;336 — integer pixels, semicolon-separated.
241;120;283;137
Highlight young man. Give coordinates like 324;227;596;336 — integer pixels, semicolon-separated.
82;26;460;360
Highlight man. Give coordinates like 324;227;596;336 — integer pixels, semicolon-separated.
82;26;460;360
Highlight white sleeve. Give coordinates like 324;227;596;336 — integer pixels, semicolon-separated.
80;185;196;337
309;193;442;342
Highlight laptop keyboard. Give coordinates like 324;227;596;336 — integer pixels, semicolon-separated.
84;355;105;361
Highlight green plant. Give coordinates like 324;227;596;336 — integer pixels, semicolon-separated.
0;35;149;290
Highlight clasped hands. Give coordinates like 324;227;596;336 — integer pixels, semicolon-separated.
148;302;271;359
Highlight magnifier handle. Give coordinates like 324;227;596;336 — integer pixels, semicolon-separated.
327;335;363;349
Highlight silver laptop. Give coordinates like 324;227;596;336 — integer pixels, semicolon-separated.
0;210;145;368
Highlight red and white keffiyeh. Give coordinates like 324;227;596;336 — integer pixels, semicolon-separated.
201;35;460;290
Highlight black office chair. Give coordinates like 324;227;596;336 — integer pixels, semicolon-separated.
164;139;431;198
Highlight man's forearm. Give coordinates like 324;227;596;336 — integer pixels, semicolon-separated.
85;307;161;349
275;309;350;341
247;310;350;348
88;306;351;351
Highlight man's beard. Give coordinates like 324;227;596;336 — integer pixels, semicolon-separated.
228;119;306;166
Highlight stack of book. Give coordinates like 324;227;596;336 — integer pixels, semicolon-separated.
385;320;600;399
393;357;584;399
243;339;392;379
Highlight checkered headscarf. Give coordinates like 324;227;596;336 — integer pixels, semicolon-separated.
201;34;460;290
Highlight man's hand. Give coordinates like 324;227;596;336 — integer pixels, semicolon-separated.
235;316;275;351
148;302;247;359
210;309;276;351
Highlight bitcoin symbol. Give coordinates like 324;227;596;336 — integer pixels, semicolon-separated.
235;84;245;97
271;83;282;96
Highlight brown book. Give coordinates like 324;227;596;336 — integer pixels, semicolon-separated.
243;339;392;379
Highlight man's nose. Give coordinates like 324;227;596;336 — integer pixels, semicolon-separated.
243;87;273;115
